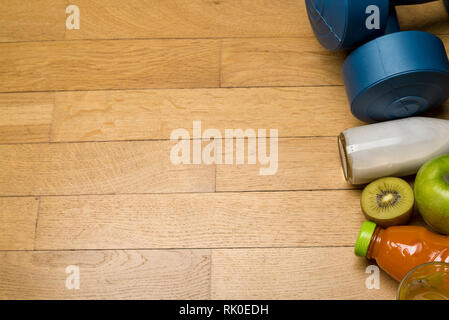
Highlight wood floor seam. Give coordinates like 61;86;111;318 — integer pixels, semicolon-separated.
0;136;339;146
0;245;355;253
0;188;361;199
0;85;345;95
32;197;41;250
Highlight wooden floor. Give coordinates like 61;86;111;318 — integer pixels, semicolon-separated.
1;0;449;300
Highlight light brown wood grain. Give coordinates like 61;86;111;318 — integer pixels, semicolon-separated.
9;86;449;145
398;1;449;34
0;250;210;299
0;141;215;196
0;39;220;93
216;137;350;191
0;93;54;143
1;0;445;43
221;38;346;87
51;87;360;142
3;0;447;301
65;0;310;40
221;36;449;88
211;247;398;300
0;0;65;42
3;34;448;93
34;190;364;250
0;197;39;250
0;0;446;43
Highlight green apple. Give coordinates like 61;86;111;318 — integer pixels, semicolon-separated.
415;154;449;235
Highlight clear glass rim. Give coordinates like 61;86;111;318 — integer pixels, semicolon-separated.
397;262;449;300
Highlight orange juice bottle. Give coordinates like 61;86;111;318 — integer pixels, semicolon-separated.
355;221;449;281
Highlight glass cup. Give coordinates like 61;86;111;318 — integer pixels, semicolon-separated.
397;262;449;300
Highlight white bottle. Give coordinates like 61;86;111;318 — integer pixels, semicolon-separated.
338;117;449;184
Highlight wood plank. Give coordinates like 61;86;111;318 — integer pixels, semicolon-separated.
0;250;210;299
221;38;346;87
65;0;309;40
50;87;449;143
398;1;449;35
0;39;220;93
221;36;449;88
1;0;447;43
0;93;54;143
60;1;449;40
0;0;65;42
0;141;215;196
35;190;364;250
51;87;360;142
0;197;39;250
216;137;350;191
211;247;398;300
3;34;447;94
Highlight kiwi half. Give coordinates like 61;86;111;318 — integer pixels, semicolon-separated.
361;177;414;227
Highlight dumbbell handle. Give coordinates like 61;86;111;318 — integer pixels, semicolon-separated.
384;7;401;34
391;0;439;5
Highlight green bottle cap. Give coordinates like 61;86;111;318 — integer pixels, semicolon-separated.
354;221;377;258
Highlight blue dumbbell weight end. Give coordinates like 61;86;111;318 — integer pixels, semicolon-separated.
305;0;390;50
342;31;449;122
306;0;449;122
306;0;449;51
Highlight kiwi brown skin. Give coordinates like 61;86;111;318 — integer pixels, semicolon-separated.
360;177;414;228
361;206;413;228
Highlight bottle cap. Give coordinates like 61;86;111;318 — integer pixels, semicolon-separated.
354;221;377;258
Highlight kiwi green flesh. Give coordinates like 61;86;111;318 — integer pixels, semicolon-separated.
361;178;414;228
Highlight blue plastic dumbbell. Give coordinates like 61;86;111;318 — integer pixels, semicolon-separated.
306;0;449;123
306;0;447;50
